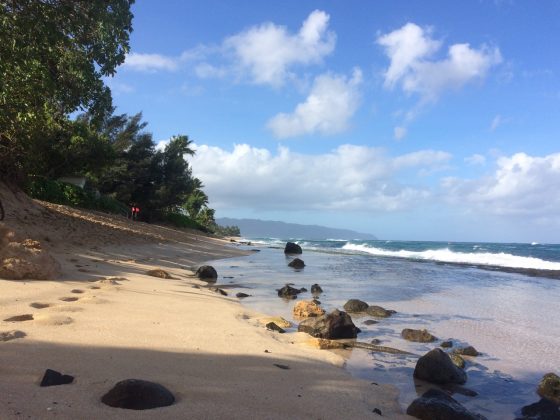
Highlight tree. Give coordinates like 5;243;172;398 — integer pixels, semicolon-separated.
0;0;134;180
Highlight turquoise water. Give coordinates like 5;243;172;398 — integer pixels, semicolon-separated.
209;238;560;419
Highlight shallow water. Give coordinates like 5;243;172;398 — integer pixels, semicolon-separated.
209;243;560;419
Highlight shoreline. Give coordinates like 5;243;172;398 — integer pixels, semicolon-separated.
0;203;408;419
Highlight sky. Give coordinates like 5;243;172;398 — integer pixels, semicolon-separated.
106;0;560;243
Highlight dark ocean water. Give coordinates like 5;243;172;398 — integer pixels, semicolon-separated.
208;238;560;419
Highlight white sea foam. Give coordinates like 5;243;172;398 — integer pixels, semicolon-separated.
342;243;560;271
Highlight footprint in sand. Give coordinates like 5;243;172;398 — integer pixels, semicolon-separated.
59;297;80;302
51;305;84;313
79;296;109;304
33;314;73;326
89;285;101;290
3;314;34;322
29;302;51;309
71;289;85;294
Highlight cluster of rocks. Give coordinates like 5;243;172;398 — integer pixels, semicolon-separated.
343;299;396;318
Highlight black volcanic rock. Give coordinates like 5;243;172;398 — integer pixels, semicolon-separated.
298;309;360;339
284;242;302;254
414;348;467;385
195;265;218;281
101;379;175;410
343;299;369;312
407;389;487;420
288;258;305;269
40;369;74;387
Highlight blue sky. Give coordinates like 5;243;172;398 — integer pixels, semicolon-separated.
107;1;560;242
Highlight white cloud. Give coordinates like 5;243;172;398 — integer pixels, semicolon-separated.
444;152;560;218
378;23;502;101
490;114;503;131
122;52;179;72
394;126;407;140
191;143;452;212
195;63;227;79
267;69;362;138
465;154;487;165
224;10;336;87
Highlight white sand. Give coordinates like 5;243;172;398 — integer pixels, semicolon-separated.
0;189;408;419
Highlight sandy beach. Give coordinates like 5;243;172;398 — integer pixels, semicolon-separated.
0;189;407;419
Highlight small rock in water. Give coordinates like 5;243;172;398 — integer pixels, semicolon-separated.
450;354;466;369
266;322;286;333
366;305;395;318
414;348;467;385
401;328;437;343
454;345;480;357
236;292;251;298
343;299;369;312
284;242;302;254
363;319;379;325
277;284;303;299
298;309;360;339
101;379;175;410
407;388;487;420
40;369;74;387
310;283;323;294
288;258;305;269
517;398;560;419
441;340;453;348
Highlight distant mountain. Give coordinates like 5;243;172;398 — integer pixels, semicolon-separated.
216;218;377;240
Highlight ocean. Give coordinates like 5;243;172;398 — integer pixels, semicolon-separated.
208;239;560;419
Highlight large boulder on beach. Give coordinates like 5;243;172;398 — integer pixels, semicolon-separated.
366;305;395;318
284;242;302;254
407;388;487;420
298;309;360;339
343;299;369;312
101;379;175;410
414;348;467;385
537;373;560;405
0;225;60;280
288;258;305;269
402;328;437;343
293;300;325;319
277;284;303;299
195;265;218;281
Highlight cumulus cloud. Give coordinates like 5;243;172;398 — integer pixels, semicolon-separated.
122;52;179;72
191;143;452;212
465;154;487;166
267;69;362;138
377;23;502;101
224;10;336;86
444;152;560;218
394;126;407;140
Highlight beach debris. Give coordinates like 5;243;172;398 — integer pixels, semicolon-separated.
3;314;33;322
260;317;291;329
373;408;382;416
101;379;175;410
414;348;467;385
450;354;466;369
146;269;172;279
310;283;323;294
29;302;51;309
366;305;396;318
0;225;61;280
371;338;381;345
209;286;228;296
537;372;560;405
0;330;26;342
40;369;74;387
277;284;304;299
440;340;453;348
236;292;251;298
273;363;290;370
195;265;218;282
401;328;437;343
307;338;413;355
284;242;302;254
517;398;560;419
298;309;360;339
363;319;378;325
288;258;305;269
293;300;325;319
453;345;480;357
343;299;369;312
266;322;286;333
406;388;487;420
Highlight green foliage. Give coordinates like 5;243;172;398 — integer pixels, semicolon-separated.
26;178;128;215
213;224;241;237
0;0;134;180
163;212;208;232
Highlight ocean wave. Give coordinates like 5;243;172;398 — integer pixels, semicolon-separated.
342;243;560;271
